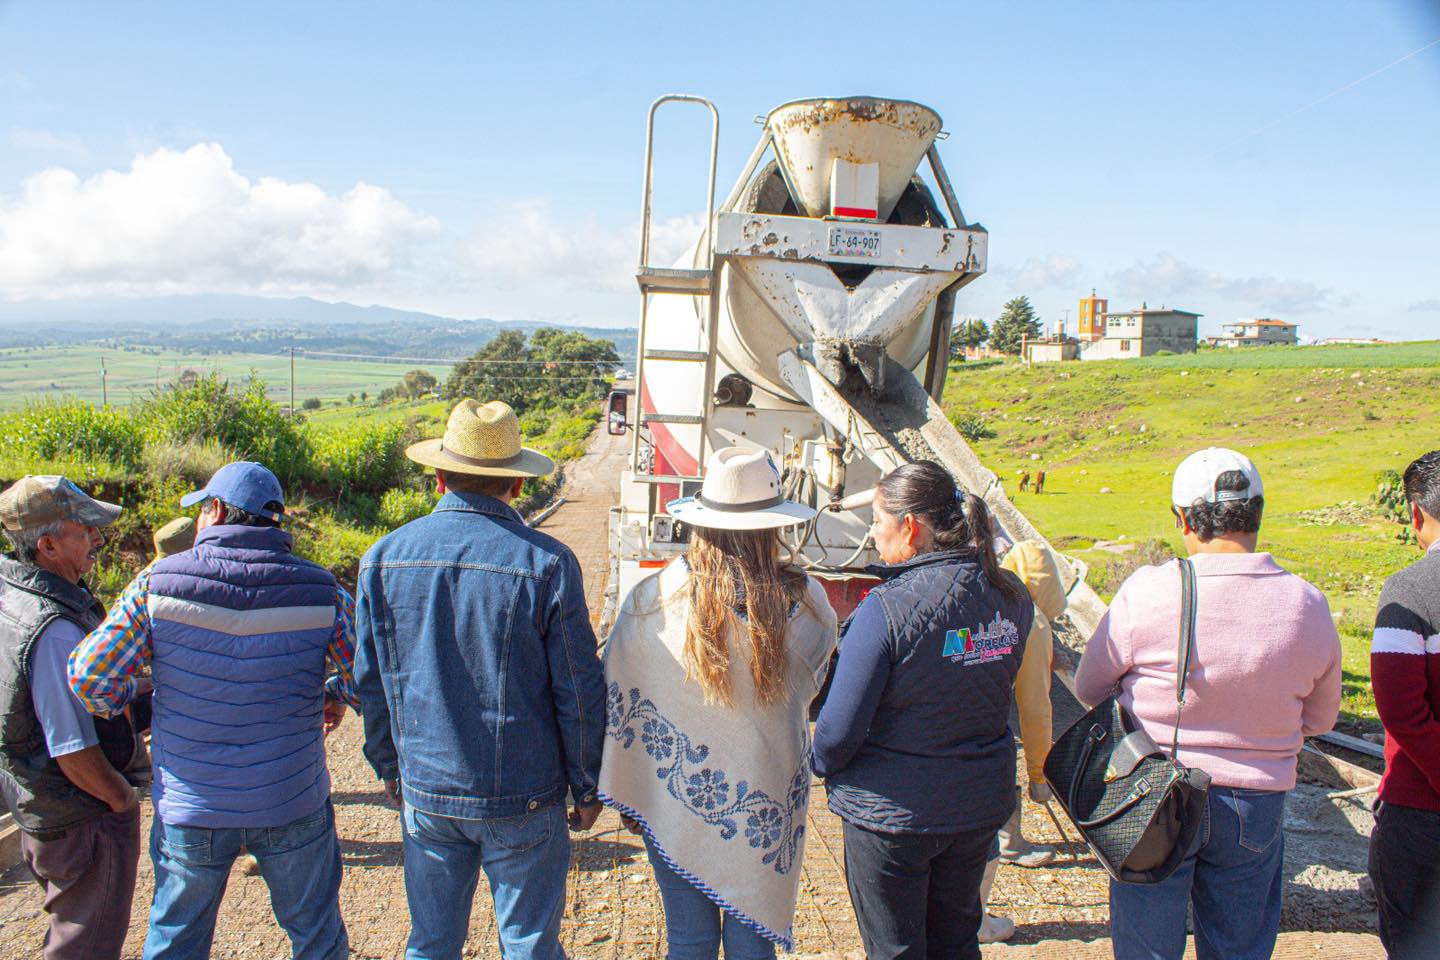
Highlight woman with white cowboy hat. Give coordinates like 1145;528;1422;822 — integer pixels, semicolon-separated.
598;445;837;958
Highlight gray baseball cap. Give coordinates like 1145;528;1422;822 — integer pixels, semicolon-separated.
0;475;123;533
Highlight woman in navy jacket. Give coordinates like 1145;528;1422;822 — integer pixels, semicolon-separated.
813;461;1033;960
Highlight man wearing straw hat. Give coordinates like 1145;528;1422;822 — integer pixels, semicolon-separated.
354;399;605;960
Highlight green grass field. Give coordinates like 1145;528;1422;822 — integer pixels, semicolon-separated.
940;341;1440;730
0;345;454;410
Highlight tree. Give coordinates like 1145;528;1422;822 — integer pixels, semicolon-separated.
301;397;322;410
445;329;620;414
990;297;1042;355
401;368;438;399
360;391;368;403
950;317;989;356
347;393;357;405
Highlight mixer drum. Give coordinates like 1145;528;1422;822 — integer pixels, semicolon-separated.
712;160;952;402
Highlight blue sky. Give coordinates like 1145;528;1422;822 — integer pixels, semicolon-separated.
1;0;1437;339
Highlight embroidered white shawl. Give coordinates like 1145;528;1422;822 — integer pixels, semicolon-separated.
598;559;837;948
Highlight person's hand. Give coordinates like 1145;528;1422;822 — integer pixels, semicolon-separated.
384;778;403;809
1028;781;1054;804
322;697;346;737
110;783;140;814
568;801;603;832
619;815;644;836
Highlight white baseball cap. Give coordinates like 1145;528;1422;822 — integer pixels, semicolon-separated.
1171;447;1263;507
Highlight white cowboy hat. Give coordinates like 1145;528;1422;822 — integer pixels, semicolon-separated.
666;446;816;531
405;399;555;478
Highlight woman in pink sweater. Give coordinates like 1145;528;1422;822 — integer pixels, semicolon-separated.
1075;448;1341;960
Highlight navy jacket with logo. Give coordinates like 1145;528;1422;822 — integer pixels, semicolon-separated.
812;549;1032;833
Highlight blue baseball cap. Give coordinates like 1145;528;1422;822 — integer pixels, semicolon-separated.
180;461;285;521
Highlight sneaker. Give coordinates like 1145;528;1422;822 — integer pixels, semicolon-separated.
978;911;1016;944
1000;845;1056;869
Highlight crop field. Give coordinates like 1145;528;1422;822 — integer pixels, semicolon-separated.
941;341;1440;730
0;345;454;410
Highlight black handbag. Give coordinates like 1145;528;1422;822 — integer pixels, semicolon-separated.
1044;558;1212;884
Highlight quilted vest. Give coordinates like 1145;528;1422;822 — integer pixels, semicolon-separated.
0;557;139;838
826;550;1031;833
147;524;336;828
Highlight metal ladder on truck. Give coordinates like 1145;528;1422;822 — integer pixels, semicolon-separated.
629;95;721;491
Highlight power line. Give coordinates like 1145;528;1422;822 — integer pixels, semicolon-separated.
1212;36;1440;157
296;349;635;365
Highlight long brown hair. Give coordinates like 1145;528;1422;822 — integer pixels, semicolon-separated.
683;526;808;708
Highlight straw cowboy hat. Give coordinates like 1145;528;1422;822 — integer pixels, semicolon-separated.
405;399;555;478
666;446;815;530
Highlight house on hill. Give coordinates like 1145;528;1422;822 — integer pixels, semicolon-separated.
1209;318;1299;347
1080;305;1200;360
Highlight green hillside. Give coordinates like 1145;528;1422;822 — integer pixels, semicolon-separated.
940;340;1440;730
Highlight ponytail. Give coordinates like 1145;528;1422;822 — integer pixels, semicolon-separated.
875;461;1027;604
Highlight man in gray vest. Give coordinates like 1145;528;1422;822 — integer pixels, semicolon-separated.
1;475;143;960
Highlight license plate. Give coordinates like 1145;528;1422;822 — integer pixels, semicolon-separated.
828;226;882;259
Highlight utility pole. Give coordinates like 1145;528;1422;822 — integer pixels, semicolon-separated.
289;348;296;418
100;356;108;406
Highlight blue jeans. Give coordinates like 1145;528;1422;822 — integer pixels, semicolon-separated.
1109;786;1287;960
644;835;776;960
401;802;570;960
143;800;346;960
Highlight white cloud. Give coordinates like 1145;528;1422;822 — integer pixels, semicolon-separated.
460;199;702;295
0;143;440;298
1013;254;1080;291
1109;253;1329;313
1407;299;1440;312
9;128;88;161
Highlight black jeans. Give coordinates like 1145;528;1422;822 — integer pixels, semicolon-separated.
1370;801;1440;959
841;819;996;960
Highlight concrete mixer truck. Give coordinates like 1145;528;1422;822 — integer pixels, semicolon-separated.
601;95;1107;657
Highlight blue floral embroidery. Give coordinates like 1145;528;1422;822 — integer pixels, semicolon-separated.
606;682;808;874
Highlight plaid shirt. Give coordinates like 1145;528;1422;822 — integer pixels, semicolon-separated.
68;570;359;718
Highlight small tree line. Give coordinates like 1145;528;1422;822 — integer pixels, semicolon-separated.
950;296;1044;357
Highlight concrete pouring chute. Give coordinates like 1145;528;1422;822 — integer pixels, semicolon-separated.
726;257;961;391
766;97;943;221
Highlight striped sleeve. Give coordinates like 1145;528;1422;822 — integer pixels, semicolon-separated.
67;571;154;718
1372;574;1440;792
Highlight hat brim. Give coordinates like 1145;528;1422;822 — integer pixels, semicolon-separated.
665;497;817;531
405;439;556;478
71;498;123;528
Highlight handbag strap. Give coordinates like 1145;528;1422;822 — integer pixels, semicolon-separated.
1171;557;1198;760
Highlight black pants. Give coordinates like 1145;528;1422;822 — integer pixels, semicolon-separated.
841;819;995;960
1370;801;1440;959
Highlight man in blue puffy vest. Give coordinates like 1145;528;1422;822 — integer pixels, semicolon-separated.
69;461;357;960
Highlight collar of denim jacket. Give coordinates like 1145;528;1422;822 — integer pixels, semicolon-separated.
433;489;525;525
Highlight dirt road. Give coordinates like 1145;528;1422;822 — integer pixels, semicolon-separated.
0;426;1383;957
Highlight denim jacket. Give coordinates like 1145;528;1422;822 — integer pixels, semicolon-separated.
353;491;605;819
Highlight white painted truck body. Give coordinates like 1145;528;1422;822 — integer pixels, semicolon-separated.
602;96;1108;641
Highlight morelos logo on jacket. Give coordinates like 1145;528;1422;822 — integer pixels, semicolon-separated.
942;611;1019;666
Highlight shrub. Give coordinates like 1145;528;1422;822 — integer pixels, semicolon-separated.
302;397;322;410
142;439;235;488
309;419;419;496
378;488;435;529
0;398;145;469
1092;537;1177;595
138;373;311;483
950;413;997;442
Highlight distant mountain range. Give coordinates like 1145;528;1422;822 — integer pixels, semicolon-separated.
0;295;637;360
